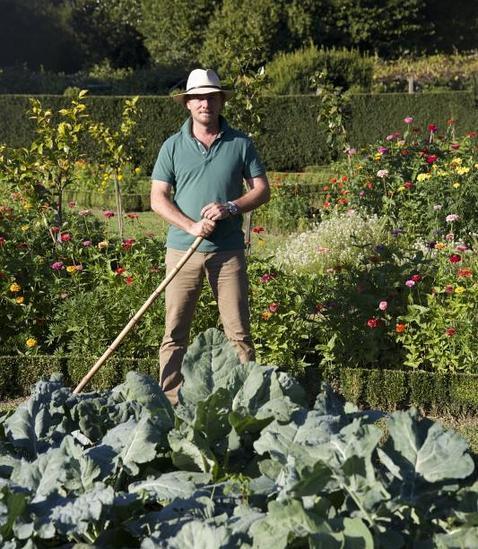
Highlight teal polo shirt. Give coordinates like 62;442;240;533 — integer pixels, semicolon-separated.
151;116;265;252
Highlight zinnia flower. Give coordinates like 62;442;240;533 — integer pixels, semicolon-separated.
404;181;413;189
268;302;279;313
395;323;406;333
411;274;422;283
426;154;438;164
26;337;37;348
60;232;71;242
261;311;272;321
377;169;389;178
121;238;135;250
454;286;465;294
9;282;21;292
103;210;115;218
82;240;92;247
427;123;438;133
367;317;380;329
115;267;126;275
66;265;77;274
446;327;456;337
260;273;275;283
15;296;24;304
445;214;460;223
97;240;109;250
449;254;461;263
404;116;414;124
51;261;64;271
252;226;265;234
125;276;133;285
378;301;388;311
0;236;5;246
405;280;415;288
457;268;472;278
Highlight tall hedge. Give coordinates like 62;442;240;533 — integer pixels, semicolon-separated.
1;92;478;172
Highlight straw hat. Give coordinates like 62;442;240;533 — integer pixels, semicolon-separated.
173;69;233;104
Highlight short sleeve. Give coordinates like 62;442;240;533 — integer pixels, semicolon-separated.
151;140;176;185
243;139;266;179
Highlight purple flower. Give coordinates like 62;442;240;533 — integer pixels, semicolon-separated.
405;279;415;288
51;261;64;271
378;146;389;154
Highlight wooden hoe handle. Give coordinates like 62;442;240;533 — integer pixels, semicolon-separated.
73;236;203;394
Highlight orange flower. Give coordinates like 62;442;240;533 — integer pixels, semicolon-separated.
395;323;407;333
261;311;272;321
457;268;473;278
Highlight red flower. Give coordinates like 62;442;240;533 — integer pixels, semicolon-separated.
451;143;460;150
404;181;413;190
268;302;279;313
457;268;473;278
115;267;125;275
121;238;135;250
126;213;139;219
467;131;477;138
60;232;71;242
330;177;337;183
427;123;438;133
341;176;348;182
0;236;5;246
51;226;60;234
449;254;462;264
446;327;456;337
411;274;422;283
125;276;133;285
252;226;265;234
426;154;438;164
323;201;331;208
366;182;373;189
367;317;380;329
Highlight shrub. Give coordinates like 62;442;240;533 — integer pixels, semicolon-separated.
266;45;373;95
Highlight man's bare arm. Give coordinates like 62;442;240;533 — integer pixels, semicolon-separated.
201;175;270;220
151;180;216;238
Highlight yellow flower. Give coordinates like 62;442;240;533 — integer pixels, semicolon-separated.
134;167;141;174
434;242;446;250
454;286;466;294
453;182;461;189
15;296;24;304
21;225;29;232
450;157;462;166
117;174;124;181
66;265;77;274
9;282;21;293
417;173;431;182
97;240;109;250
456;166;470;175
261;311;273;321
23;202;32;210
436;170;448;177
373;153;382;161
356;164;363;171
398;186;405;192
26;337;37;348
474;163;478;169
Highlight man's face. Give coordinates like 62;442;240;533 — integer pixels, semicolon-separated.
185;92;224;125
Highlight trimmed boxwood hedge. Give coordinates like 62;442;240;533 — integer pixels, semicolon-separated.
1;92;478;172
1;354;477;416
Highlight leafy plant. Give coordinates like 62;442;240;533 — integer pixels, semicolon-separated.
0;329;475;547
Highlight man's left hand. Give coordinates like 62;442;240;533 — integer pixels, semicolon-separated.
201;202;229;221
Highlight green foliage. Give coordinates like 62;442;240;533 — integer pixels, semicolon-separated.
266;45;373;95
140;0;216;68
0;332;476;546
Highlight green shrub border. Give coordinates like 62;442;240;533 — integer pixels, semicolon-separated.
1;354;477;416
312;366;478;415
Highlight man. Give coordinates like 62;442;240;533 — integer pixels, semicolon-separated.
151;68;270;405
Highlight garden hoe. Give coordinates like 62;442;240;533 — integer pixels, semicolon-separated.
73;235;203;394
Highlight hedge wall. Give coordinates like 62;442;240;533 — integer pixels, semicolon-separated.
1;92;478;172
1;354;477;416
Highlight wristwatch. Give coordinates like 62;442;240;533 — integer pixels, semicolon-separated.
226;201;240;216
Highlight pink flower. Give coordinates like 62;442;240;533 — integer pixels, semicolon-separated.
51;261;64;271
445;214;460;223
103;210;115;218
268;302;279;313
405;279;415;288
426;154;438;164
378;301;388;311
445;284;454;294
404;116;414;124
456;244;468;252
404;181;413;190
82;240;92;247
451;143;460;150
378;146;389;154
377;169;389;178
260;273;275;283
115;267;125;275
60;232;71;242
427;123;438;133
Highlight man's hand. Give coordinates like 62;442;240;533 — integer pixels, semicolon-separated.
188;218;216;237
201;202;229;221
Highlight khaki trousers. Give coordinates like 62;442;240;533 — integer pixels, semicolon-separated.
159;248;255;404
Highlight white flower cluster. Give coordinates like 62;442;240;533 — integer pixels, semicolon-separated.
273;211;387;273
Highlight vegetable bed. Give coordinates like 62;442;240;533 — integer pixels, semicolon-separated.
0;329;476;547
